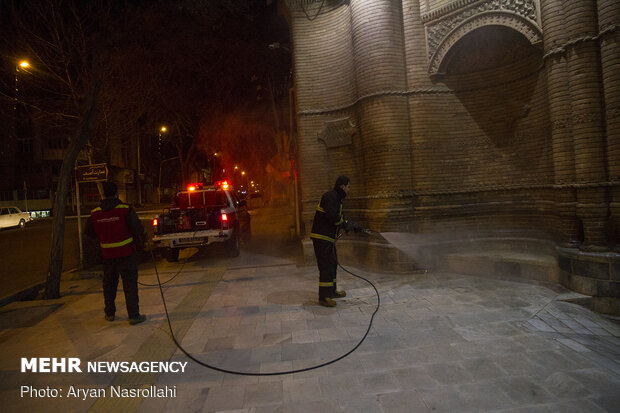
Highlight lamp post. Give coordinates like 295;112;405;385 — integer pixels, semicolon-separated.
157;125;174;203
14;61;30;118
241;171;250;197
137;133;142;205
14;61;29;104
157;126;167;155
156;126;168;203
14;61;30;212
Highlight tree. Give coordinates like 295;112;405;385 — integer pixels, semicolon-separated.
1;0;113;298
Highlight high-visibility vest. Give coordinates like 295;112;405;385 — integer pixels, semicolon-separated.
90;204;135;258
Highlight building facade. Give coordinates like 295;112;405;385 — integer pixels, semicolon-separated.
285;0;619;301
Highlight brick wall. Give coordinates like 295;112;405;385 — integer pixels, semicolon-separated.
291;5;360;226
288;0;617;251
412;29;555;233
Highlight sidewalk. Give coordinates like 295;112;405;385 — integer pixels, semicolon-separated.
0;246;619;412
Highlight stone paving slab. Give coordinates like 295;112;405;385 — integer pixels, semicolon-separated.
0;253;619;412
152;264;619;412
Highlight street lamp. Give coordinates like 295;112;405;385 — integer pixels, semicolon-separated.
14;60;31;212
156;125;172;203
14;60;30;109
158;125;167;154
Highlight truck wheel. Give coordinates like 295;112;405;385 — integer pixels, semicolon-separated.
228;230;240;257
166;248;180;262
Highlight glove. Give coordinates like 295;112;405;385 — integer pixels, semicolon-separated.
344;220;361;233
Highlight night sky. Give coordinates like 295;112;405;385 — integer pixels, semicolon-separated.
0;0;291;190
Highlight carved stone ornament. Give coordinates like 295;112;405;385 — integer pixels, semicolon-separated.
423;0;542;76
317;117;356;148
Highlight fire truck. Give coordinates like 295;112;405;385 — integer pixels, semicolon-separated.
152;181;251;261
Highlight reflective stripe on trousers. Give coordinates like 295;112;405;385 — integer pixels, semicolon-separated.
312;238;338;299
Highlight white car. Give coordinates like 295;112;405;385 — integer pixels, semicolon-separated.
0;206;31;229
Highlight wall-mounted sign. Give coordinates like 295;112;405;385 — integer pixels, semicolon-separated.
285;0;324;6
76;163;108;182
317;117;356;148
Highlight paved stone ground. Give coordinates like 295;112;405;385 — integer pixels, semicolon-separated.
0;248;618;412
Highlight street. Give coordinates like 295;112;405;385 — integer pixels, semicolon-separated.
0;218;80;302
0;204;300;305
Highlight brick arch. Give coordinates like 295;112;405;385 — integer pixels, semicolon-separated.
429;11;543;76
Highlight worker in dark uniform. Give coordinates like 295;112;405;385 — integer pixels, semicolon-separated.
310;175;360;307
85;181;147;325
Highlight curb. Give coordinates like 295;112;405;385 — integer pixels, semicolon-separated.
0;267;91;308
0;281;45;308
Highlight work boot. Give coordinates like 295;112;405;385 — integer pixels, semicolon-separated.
319;297;337;307
105;315;115;322
332;290;346;298
129;314;147;325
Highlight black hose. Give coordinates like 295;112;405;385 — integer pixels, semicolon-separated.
139;251;186;287
149;245;381;376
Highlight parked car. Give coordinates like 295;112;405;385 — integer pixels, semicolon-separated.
0;206;31;229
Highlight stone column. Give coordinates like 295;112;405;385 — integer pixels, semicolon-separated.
598;0;620;250
563;0;609;249
349;0;413;231
540;0;580;246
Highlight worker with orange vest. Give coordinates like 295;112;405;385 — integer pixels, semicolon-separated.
85;181;146;325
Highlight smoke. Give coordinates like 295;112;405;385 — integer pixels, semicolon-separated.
380;228;555;274
380;231;449;271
